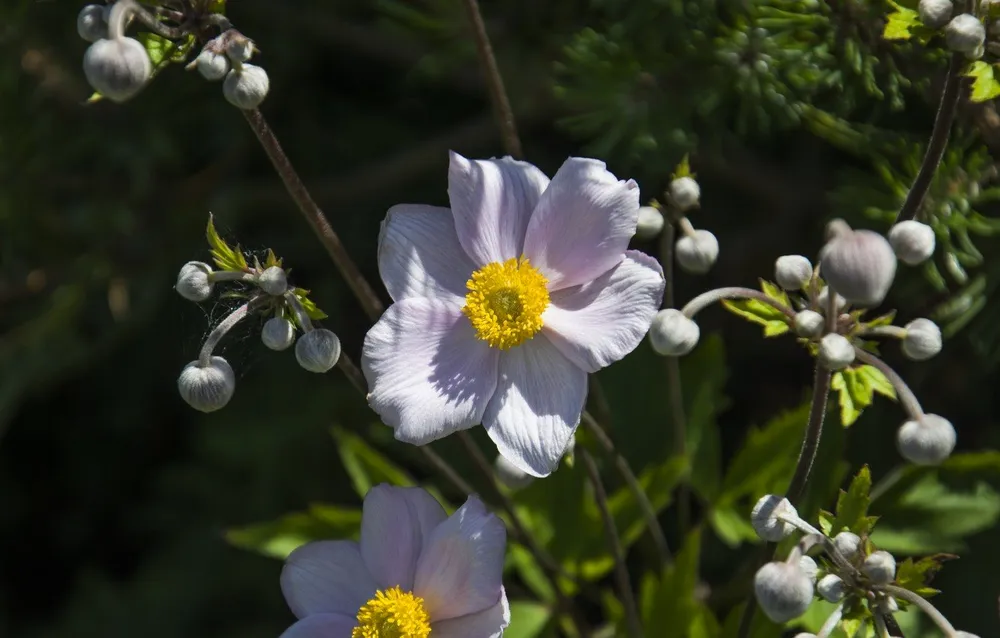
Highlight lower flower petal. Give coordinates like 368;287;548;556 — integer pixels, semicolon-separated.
483;336;587;477
542;250;664;372
279;614;357;638
360;485;448;592
431;589;511;638
362;298;500;445
413;496;506;621
280;540;376;618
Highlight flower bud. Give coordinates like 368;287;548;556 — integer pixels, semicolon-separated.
794;310;825;338
897;414;956;465
888;220;936;266
792;634;818;638
798;556;818;583
775;255;813;290
819;229;897;307
819;334;855;370
223;64;270;109
77;5;107;42
753;562;814;623
258;266;288;296
751;494;799;542
634;206;665;240
495;454;535;490
945;14;986;54
178;356;235;412
816;286;846;314
295;328;341;373
862;550;896;584
919;0;953;28
176;261;214;302
648;309;700;356
954;632;981;638
226;35;255;63
833;531;861;560
901;318;941;361
669;176;701;211
817;574;847;602
195;49;230;81
261;316;295;351
83;37;152;103
675;229;719;274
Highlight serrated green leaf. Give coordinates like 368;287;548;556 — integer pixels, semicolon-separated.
818;510;834;535
831;371;863;426
863;310;896;328
965;61;1000;103
833;466;875;535
895;555;950;598
291;288;329;322
831;365;892;426
883;2;920;40
641;530;707;638
206;214;248;272
857;365;896;399
225;504;362;559
721;281;791;337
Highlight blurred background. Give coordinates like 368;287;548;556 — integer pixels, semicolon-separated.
2;0;1000;636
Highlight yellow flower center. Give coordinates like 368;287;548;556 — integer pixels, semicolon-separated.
462;258;550;350
352;586;432;638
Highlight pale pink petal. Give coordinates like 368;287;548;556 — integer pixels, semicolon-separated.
542;250;664;372
448;151;550;265
280;541;376;618
377;204;476;304
279;614;356;638
362;298;499;445
412;496;507;621
360;485;448;591
483;336;587;477
431;589;511;638
522;157;640;290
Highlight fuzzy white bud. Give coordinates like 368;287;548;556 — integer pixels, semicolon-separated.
798;556;818;583
675;229;719;274
226;35;255;63
751;494;799;542
775;255;813;290
77;5;107;42
83;37;153;103
196;49;230;81
945;14;986;54
176;261;214;302
295;328;341;373
495;454;535;490
819;334;855;370
792;634;818;638
888;220;936;266
261;316;296;351
817;574;847;602
819;228;897;307
794;310;825;338
178;356;235;412
670;176;701;211
634;206;665;240
833;531;861;560
648;309;700;356
223;64;270;109
901;318;942;361
258;266;288;296
753;562;814;623
919;0;954;28
897;414;956;465
862;550;896;584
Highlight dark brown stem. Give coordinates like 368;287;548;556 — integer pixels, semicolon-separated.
241;109;385;322
896;54;964;223
784;362;832;505
459;0;523;158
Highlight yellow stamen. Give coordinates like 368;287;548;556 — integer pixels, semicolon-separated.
352;586;431;638
462;258;550;350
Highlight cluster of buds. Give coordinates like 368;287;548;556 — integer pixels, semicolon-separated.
649;216;958;466
187;29;270;109
635;170;719;275
751;495;980;638
918;0;987;58
78;2;152;102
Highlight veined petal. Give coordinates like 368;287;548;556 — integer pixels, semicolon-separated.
523;157;640;290
280;540;376;618
362;298;499;445
484;336;587;477
431;589;511;638
448;151;550;265
360;485;448;592
279;614;356;638
413;496;507;621
542;251;664;372
377;204;476;303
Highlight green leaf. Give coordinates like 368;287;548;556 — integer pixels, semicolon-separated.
291;288;329;322
505;601;551;638
721;280;791;337
672;154;694;179
641;530;711;638
206;214;248;272
613;456;690;549
895;555;951;598
965;61;1000;103
831;466;877;536
883;1;920;40
830;365;894;427
708;506;760;547
331;427;417;499
225;504;362;559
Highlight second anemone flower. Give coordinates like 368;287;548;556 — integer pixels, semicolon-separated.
362;152;664;477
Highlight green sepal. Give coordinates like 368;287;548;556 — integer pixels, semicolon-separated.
206;214;249;272
721;280;791;337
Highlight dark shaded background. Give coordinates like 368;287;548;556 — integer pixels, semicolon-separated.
2;1;1000;636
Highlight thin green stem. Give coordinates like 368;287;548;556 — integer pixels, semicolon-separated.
682;287;796;320
853;347;925;420
879;585;956;636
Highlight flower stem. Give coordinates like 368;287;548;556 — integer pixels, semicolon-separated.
852;347;925;420
459;0;522;158
283;290;315;332
241;108;385;322
682;287;796;320
198;300;252;366
784;361;832;505
581;411;672;566
879;585;956;636
126;0;189;39
819;603;845;638
896;54;964;223
207;270;256;284
860;325;908;340
581;448;643;638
